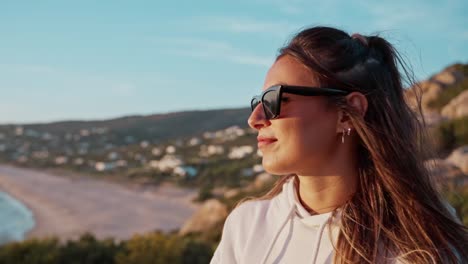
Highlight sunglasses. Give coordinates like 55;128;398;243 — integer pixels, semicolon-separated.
251;85;350;120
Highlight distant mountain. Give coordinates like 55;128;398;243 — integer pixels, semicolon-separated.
0;107;251;143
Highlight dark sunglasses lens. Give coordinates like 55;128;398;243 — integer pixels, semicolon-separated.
251;97;260;111
263;90;278;119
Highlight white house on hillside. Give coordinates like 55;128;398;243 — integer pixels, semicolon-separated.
149;155;183;172
228;146;254;159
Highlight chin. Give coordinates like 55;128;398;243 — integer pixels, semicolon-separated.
262;158;293;176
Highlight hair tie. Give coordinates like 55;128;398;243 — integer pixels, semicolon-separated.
351;33;368;46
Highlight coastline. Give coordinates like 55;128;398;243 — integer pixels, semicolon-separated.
0;190;35;244
0;165;199;242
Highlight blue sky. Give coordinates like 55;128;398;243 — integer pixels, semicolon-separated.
1;0;467;124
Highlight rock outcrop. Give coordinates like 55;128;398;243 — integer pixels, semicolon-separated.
252;172;274;189
425;158;466;187
405;64;466;123
179;199;228;236
432;68;464;86
441;90;468;119
445;145;468;174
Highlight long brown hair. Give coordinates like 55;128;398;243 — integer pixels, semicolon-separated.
251;26;468;263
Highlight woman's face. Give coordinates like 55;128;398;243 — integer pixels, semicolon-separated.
248;55;341;176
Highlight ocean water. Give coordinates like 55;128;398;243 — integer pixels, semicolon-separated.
0;191;35;245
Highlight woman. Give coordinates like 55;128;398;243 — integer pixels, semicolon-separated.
210;26;467;263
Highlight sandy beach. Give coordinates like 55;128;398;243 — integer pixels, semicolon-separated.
0;165;199;241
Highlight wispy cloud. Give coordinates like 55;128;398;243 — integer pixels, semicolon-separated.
0;63;140;98
364;4;431;29
176;16;300;36
254;0;307;14
177;49;272;67
154;37;273;67
354;0;461;31
0;102;34;124
0;64;58;74
207;16;298;35
154;37;233;51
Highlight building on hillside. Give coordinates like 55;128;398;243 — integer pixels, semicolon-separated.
166;145;176;154
152;147;162;156
174;166;198;178
149;155;183;172
54;156;68;165
228;146;254;159
188;137;201;146
95;161;116;172
199;145;225;157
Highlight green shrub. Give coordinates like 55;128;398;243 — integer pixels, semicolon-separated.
179;238;213;264
115;232;182;264
0;232;213;264
0;238;60;264
432;116;468;153
452;63;468;76
443;185;468;226
195;184;214;202
58;233;120;264
427;78;468;111
116;232;212;264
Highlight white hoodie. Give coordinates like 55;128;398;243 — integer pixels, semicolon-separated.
210;178;342;264
210;177;461;264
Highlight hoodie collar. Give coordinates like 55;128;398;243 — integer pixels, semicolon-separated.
285;176;338;225
260;177;340;264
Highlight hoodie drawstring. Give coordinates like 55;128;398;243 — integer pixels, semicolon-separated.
259;206;332;264
259;205;297;264
311;220;328;264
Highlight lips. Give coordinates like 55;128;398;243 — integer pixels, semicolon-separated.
257;136;277;148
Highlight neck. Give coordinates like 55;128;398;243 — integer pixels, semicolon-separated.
295;145;359;214
295;173;357;214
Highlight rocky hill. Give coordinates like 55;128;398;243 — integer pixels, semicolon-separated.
405;63;468;125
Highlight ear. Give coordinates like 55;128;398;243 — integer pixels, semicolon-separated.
336;92;368;133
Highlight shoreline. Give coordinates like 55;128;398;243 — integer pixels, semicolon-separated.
0;165;199;242
0;190;35;244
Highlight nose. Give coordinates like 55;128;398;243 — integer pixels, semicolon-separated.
248;103;271;130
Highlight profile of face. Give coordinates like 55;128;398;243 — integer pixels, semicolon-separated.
248;55;342;176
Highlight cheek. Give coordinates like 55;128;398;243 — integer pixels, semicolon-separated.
281;111;338;166
260;100;339;174
261;116;337;175
290;116;335;156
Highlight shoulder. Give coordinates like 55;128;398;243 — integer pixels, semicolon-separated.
231;198;272;215
211;188;291;263
221;198;279;242
224;199;273;227
211;199;274;263
226;178;295;223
